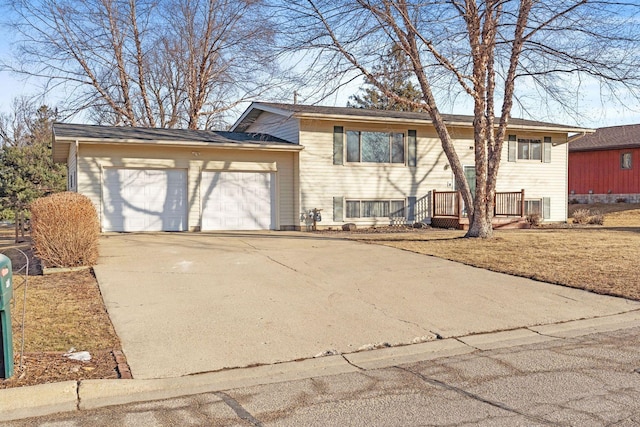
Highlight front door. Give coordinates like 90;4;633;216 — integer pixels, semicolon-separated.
464;166;476;198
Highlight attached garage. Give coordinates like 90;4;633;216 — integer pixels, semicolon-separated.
201;171;275;230
102;168;187;232
52;123;302;232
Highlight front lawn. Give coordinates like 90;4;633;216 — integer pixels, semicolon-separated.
352;205;640;301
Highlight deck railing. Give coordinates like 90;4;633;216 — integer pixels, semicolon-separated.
432;189;525;220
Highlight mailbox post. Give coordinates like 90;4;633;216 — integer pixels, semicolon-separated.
0;254;14;379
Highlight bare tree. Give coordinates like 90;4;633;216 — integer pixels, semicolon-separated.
5;0;282;129
274;0;640;237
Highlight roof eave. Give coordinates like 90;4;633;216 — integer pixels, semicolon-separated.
54;136;304;152
230;102;295;131
293;111;592;133
52;128;71;163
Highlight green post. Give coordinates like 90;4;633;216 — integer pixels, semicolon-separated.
0;254;14;379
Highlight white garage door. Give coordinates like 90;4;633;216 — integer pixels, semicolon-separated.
201;171;274;230
102;168;187;232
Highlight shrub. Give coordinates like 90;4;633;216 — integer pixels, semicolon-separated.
526;213;541;227
30;192;100;268
569;198;580;204
572;208;604;226
572;208;591;224
616;197;627;203
588;210;604;225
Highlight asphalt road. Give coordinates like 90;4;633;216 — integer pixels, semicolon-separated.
6;325;640;426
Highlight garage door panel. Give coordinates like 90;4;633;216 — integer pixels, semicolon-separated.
103;169;187;232
201;171;274;231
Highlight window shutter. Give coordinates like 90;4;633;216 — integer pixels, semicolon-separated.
508;135;516;162
408;130;417;167
333;126;344;165
543;137;552;163
407;196;417;222
333;197;344;221
543;197;551;219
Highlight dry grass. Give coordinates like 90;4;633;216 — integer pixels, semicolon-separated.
0;225;122;388
12;270;121;353
353;205;640;301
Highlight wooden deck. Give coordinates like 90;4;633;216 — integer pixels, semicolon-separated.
431;189;529;230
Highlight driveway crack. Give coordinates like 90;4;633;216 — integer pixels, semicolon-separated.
265;255;299;272
397;366;561;426
215;391;264;427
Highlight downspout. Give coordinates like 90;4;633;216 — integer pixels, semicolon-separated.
74;140;79;192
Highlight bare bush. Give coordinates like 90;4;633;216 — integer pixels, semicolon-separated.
30;192;100;268
588;210;605;225
572;209;592;225
526;213;541;227
572;208;604;226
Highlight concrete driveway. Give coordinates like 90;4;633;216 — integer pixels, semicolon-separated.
93;232;639;380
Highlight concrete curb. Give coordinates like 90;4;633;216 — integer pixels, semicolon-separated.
1;311;638;422
79;355;359;410
0;381;77;422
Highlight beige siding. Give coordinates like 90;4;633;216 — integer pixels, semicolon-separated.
496;133;569;222
297;120;570;227
67;142;78;191
298;119;452;227
76;144;297;231
245;112;300;143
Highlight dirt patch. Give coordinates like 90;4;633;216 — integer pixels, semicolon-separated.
0;225;126;388
2;351;120;388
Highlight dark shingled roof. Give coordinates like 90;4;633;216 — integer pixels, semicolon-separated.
53;122;294;145
253;102;580;130
569;124;640;152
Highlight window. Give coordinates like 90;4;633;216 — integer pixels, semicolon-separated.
508;135;551;163
346;199;405;218
524;199;541;215
346;131;404;163
621;152;632;169
518;138;542;160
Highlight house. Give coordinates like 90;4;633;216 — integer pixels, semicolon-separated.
52;103;589;232
568;124;640;203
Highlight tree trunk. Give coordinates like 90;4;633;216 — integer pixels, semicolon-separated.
467;215;493;237
14;210;23;243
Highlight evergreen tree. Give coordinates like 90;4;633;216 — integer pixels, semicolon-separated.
348;45;424;112
0;104;66;242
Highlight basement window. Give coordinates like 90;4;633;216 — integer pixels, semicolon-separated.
524;199;541;215
346;199;405;218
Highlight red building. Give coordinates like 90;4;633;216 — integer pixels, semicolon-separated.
568;124;640;203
